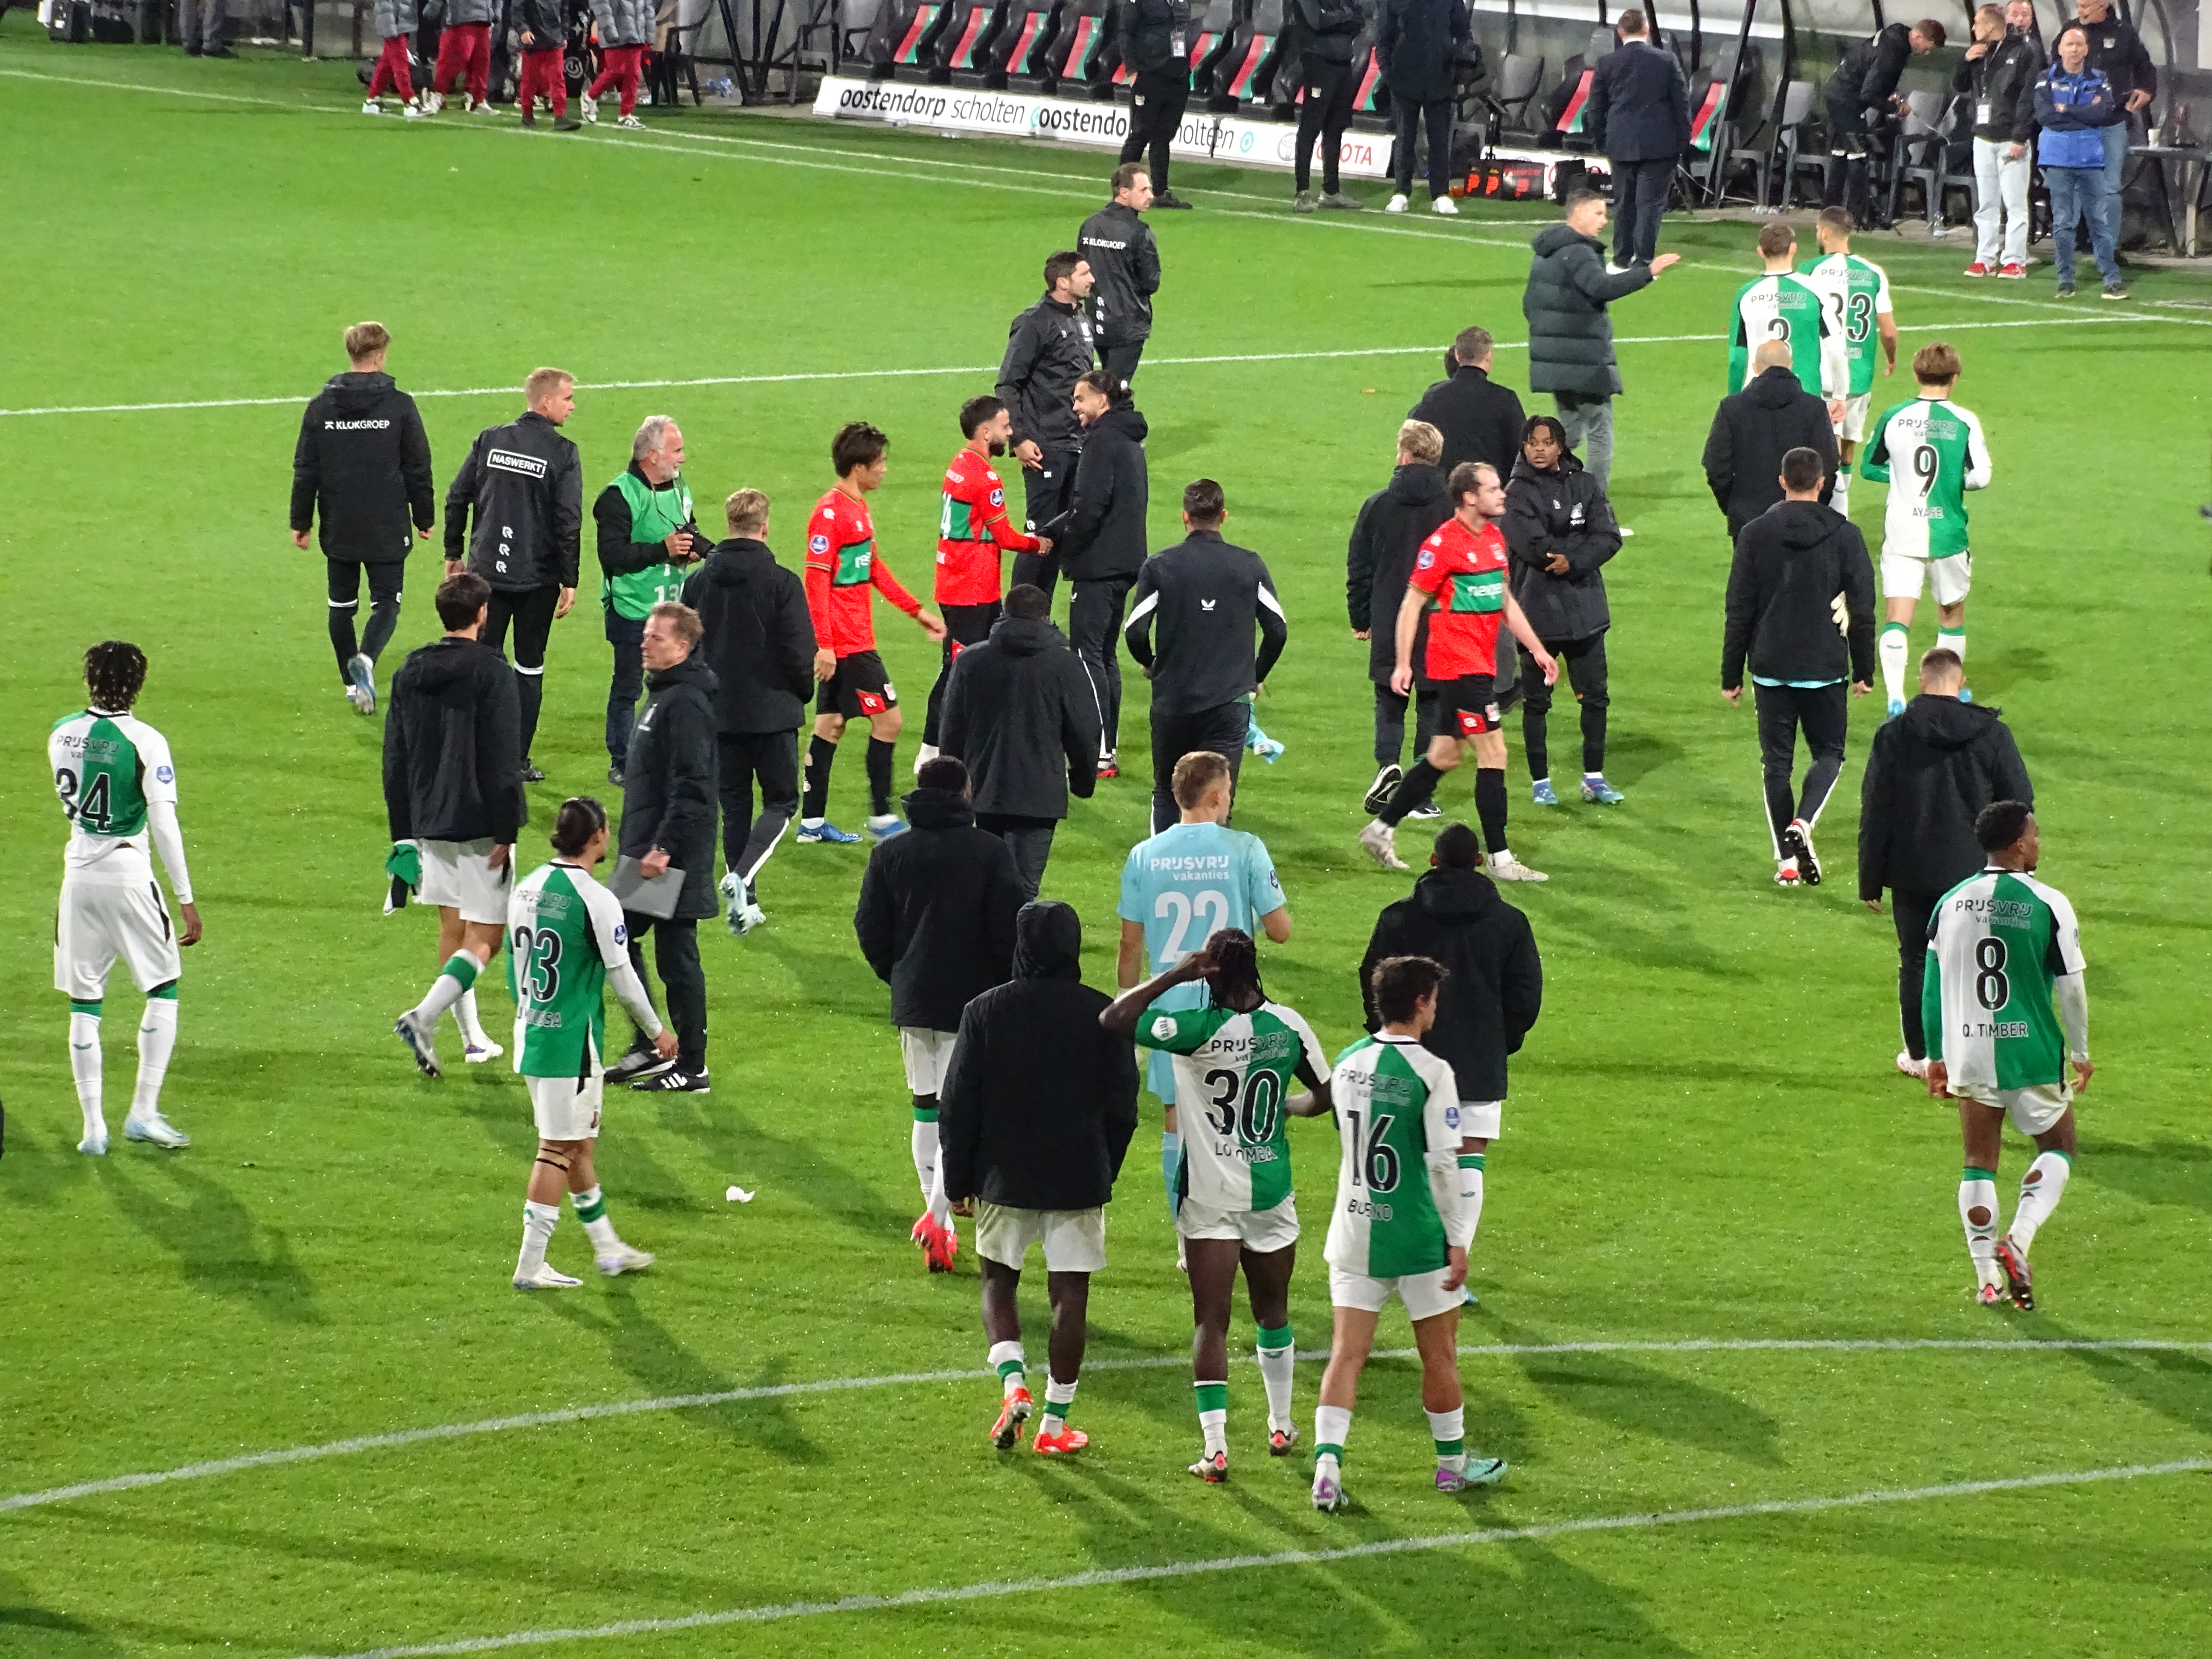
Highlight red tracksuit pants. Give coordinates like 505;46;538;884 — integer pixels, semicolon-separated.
367;34;416;102
588;44;644;115
431;22;490;103
517;46;568;117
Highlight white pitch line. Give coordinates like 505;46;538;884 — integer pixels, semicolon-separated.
291;1456;2212;1659
4;1336;2202;1517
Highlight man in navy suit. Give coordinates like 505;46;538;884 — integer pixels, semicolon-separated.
1585;10;1690;269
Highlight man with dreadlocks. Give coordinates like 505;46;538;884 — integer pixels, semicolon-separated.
49;642;203;1154
1102;926;1333;1483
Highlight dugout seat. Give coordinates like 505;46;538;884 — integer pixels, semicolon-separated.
1184;0;1237;96
1483;51;1543;145
931;0;1008;82
1346;29;1388;130
862;0;954;81
992;0;1060;84
1042;0;1115;95
1207;0;1284;113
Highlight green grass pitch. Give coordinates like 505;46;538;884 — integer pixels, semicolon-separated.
2;24;2209;1656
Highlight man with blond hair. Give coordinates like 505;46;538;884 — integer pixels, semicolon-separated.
594;415;710;788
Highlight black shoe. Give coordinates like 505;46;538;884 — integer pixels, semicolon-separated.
634;1068;709;1093
605;1047;674;1086
521;761;547;783
205;44;236;56
1153;190;1193;210
554;116;583;131
607;765;624;787
185;41;203;54
1363;764;1403;815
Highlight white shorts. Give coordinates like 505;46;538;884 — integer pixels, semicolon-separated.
1328;1262;1462;1323
55;878;181;999
1838;391;1872;444
419;837;510;926
527;1073;605;1140
975;1202;1106;1273
898;1028;958;1096
1880;550;1972;606
1952;1079;2072;1136
1176;1193;1299;1252
1458;1099;1502;1140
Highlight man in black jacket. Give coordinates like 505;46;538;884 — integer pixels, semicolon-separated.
1721;447;1877;888
1058;370;1149;777
856;755;1026;1272
1956;3;2043;277
1347;419;1452;811
1292;0;1367;211
1378;0;1470;213
387;571;526;1080
1125;479;1290;833
292;321;435;716
2071;0;2157;252
604;602;718;1096
942;585;1102;896
1357;821;1540;1291
1858;645;2033;1078
1702;339;1840;538
1587;10;1690;268
444;366;585;781
682;489;816;937
1407;326;1526;480
997;251;1098;590
939;899;1138;1454
1822;18;1945;227
1117;0;1195;209
593;415;710;789
1077;164;1162;383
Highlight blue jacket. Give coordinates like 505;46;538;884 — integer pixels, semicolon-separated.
2035;66;2116;169
1588;38;1690;162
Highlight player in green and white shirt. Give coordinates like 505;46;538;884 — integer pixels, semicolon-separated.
1923;802;2090;1313
504;797;674;1289
49;643;201;1155
1799;206;1898;518
1861;341;1993;715
1727;223;1847;409
1310;954;1504;1511
1103;928;1331;1481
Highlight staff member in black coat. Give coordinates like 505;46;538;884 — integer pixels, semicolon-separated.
856;755;1027;1272
997;251;1098;591
1377;0;1470;214
1586;10;1690;269
1357;821;1540;1288
1701;339;1839;538
1822;18;1945;228
1407;326;1526;479
1347;419;1452;810
1858;646;2033;1079
1118;0;1196;209
292;320;435;716
1078;164;1162;384
444;366;584;782
939;899;1138;1453
1292;0;1367;211
1503;416;1624;806
1125;479;1290;833
1721;447;1877;888
942;585;1102;897
681;489;816;937
1057;370;1150;777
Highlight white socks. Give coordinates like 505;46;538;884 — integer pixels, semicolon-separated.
455;988;491;1048
990;1340;1026;1396
69;1006;104;1140
1040;1374;1078;1430
1427;1405;1468;1472
1313;1403;1352;1469
2009;1151;2071;1253
1879;623;1911;705
911;1110;949;1225
1195;1380;1229;1455
1938;625;1967;668
131;996;178;1122
515;1199;560;1278
571;1184;620;1252
1461;1152;1485;1242
416;950;480;1025
1256;1324;1297;1431
1831;468;1852;515
1959;1167;2002;1289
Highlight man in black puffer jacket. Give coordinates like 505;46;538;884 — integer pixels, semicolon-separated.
1057;371;1149;777
1702;339;1839;538
1291;0;1367;210
1722;447;1877;888
1118;0;1195;208
1503;415;1624;806
1408;326;1526;480
1346;419;1453;810
856;755;1028;1271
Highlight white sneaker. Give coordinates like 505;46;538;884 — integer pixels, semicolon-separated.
735;901;767;936
402;99;428;120
616;114;644;130
513;1261;583;1289
597;1244;656;1277
1430;195;1458;215
580;93;598;123
1384;193;1409;214
394;1008;442;1078
468;97;497;114
123;1112;190;1148
79;1131;109;1156
1896;1050;1929;1081
464;1038;504;1063
363;98;384;115
1487;853;1548;883
420;90;444;114
1617;525;1636;537
1359;819;1409;871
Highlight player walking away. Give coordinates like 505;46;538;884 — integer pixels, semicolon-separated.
508;797;672;1288
51;643;202;1155
1728;224;1848;425
1925;801;2090;1311
1361;463;1558;880
594;415;709;787
1078;164;1162;383
420;0;495;114
291;321;435;717
1118;752;1292;1230
1721;448;1877;886
1798;208;1897;518
800;422;947;844
918;396;1042;774
1313;955;1504;1511
513;0;580;129
388;573;526;1075
580;0;651;127
1348;420;1453;816
445;367;584;782
940;900;1139;1454
1863;343;1991;716
996;253;1097;592
1103;931;1332;1480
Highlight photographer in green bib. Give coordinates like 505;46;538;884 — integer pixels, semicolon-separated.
596;415;711;786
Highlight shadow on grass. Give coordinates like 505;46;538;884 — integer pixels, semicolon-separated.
100;1158;325;1324
1488;1318;1783;1467
2078;1137;2212;1216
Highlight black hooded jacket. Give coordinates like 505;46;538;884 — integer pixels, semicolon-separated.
938;901;1138;1210
1295;0;1365;67
617;652;720;921
1057;406;1150;581
854;787;1026;1032
1523;222;1652;397
291;371;435;564
1347;463;1452;682
1358;866;1542;1103
1858;696;2034;901
1721;500;1876;690
940;614;1102;821
381;636;525;845
1407;364;1527;480
996;294;1096;454
1077;199;1161;348
680;538;817;735
444;409;583;592
1503;451;1620;643
1701;366;1840;536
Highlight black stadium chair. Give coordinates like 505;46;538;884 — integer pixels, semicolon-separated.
1347;30;1388;129
1208;0;1283;113
863;0;955;81
932;0;1008;83
1043;0;1115;96
992;0;1060;85
1185;0;1237;98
